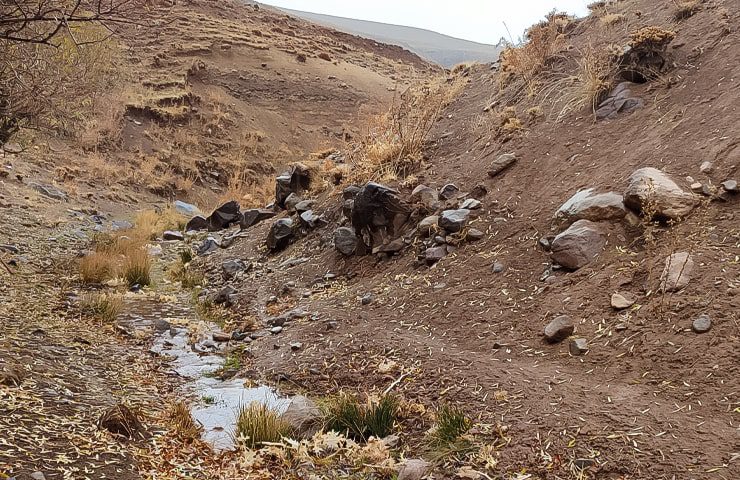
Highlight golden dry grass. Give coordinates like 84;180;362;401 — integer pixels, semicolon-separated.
122;247;152;287
168;402;201;439
600;13;626;27
80;252;118;284
81;293;123;322
674;0;702;20
235;403;290;449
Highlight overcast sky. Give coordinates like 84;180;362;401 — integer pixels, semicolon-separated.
259;0;591;45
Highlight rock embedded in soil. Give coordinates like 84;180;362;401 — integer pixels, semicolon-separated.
373;238;405;254
487;153;517;178
721;179;737;193
334;227;358;255
222;259;248;279
659;252;694;292
186;215;209;232
174;200;200;216
270;326;283;334
544;315;574;343
163;230;184;241
299;210;325;229
623;167;697;220
212;332;231;342
438;183;460;200
284;193;303;212
397;459;431;480
611;292;635;310
466;228;485;241
439;209;471;233
28;182;68;201
424;245;448;265
461;198;482;210
213;285;237;305
692;314;712;333
266;218;294;251
418;215;439;237
569;337;589;356
554;188;626;226
361;293;374;305
207;200;241;231
280;395;322;439
550;219;605;270
492;262;505;273
411;184;441;211
240;208;275;229
98;404;144;438
699;161;714;173
294;199;315;213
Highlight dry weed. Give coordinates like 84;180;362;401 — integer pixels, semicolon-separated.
79;252;118;284
600;13;626;27
168;402;201;439
81;293;123;322
674;0;702;20
123;248;152;287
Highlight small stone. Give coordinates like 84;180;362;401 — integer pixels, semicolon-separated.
569;337;589;355
721;179;737;193
417;215;439;237
424;246;448;265
615;323;628;331
438;183;459;200
466;228;485;241
610;292;635;310
334;227;358;255
213;285;237;304
438;209;470;233
659;252;694;292
544;315;574;343
222;259;248;279
266;218;294;251
538;237;551;251
361;293;373;305
30;472;46;480
550;220;605;270
492;262;505;273
397;459;431;480
174;200;200;216
197;236;220;255
460;198;482;210
270;326;283;334
488;153;517;177
212;332;231;342
284;193;303;212
231;332;249;341
692;314;711;333
163;230;184;241
699;161;713;173
411;184;441;210
294;199;315;213
382;434;400;448
326;321;338;330
690;182;704;193
290;341;303;350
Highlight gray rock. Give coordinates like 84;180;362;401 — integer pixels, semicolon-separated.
488;153;517;178
721;179;738;193
196;236;221;256
699;161;714;173
222;259;248;279
275;163;311;209
186;215;209;232
342;199;354;218
270;326;283;334
153;319;171;333
294;199;315;213
550;220;605;270
439;209;471;233
554;189;625;226
207;201;241;231
692;314;712;333
595;83;644;120
351;182;411;249
690;182;704;193
569;337;589;355
659;252;694;292
266;218;294;251
373;238;405;254
610;292;635;310
290;341;303;350
418;215;439;237
492;262;505;273
30;473;46;480
240;208;275;229
111;220;134;231
299;210;325;229
29;182;68;201
538;237;552;251
2;142;23;154
624;167;697;220
334;227;358;255
212;332;231;342
284;193;303;212
424;246;448;265
411;184;441;210
213;285;237;305
343;185;361;199
398;459;431;480
438;183;460;200
163;230;184;241
174;200;200;216
460;198;482;210
544;315;574;343
361;293;373;305
469;184;488;199
280;395;322;438
466;228;485;241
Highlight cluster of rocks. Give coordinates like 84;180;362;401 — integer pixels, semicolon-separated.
185;200;276;233
595;82;644;120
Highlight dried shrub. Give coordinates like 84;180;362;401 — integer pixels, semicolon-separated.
123;248;152;287
674;0;701;20
168;402;201;440
79;252;117;284
600;13;626;26
622;26;676;80
98;403;145;438
235;402;290;449
81;293;123;322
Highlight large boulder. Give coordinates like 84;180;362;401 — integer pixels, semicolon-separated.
207;201;241;231
266;218;294;251
550;220;605;270
554;189;626;226
280;395;322;439
240;208;276;229
185;215;209;232
351;182;411;250
659;252;694;292
624;168;697;220
438;209;470;233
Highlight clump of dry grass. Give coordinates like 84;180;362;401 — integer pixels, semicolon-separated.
674;0;702;20
541;44;619;120
81;293;123;322
80;252;118;284
499;12;571;92
168;402;201;439
123;248;152;287
235;402;290;449
346;75;466;183
600;13;626;27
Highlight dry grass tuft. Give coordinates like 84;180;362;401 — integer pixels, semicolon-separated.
600;13;626;26
235;402;290;449
81;293;123;322
123;248;152;287
168;402;201;439
79;252;118;284
673;0;702;20
324;394;399;442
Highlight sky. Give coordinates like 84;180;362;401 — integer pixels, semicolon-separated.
259;0;591;45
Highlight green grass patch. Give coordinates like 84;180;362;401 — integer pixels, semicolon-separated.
324;393;398;441
235;402;290;449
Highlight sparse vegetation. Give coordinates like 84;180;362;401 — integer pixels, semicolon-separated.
79;252;117;284
430;404;472;446
168;402;201;439
235;402;290;449
122;248;152;287
674;0;701;20
81;293;123;322
324;394;398;441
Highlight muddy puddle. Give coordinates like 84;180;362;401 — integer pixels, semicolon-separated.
118;295;287;451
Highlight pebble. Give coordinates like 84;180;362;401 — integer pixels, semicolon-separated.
544;315;574;343
692;314;712;333
290;342;302;351
492;262;505;273
325;321;338;330
30;473;46;480
610;292;635;310
270;326;283;334
361;293;374;305
569;338;589;356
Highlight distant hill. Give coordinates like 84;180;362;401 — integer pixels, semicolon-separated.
276;8;503;68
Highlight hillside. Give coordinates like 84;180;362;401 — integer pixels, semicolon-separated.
1;0;739;479
278;7;503;67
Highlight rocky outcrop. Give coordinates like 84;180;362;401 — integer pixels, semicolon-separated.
240;208;276;229
550;220;605;270
624;168;696;220
275;163;311;209
554;189;626;226
207;201;241;231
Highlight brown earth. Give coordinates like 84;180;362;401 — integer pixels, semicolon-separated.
1;0;739;479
